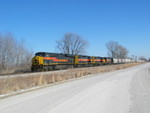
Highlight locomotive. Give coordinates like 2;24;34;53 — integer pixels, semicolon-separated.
31;52;112;71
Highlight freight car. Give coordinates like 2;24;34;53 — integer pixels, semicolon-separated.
31;52;112;71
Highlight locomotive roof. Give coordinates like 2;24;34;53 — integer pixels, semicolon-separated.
35;52;112;58
35;52;65;56
35;52;76;57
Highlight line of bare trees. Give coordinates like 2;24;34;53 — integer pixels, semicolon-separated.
56;33;129;59
0;33;33;74
106;41;128;58
139;56;148;61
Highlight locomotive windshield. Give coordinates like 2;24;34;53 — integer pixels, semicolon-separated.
35;52;59;57
35;52;46;57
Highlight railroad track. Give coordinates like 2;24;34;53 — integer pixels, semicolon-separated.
0;65;108;77
0;70;68;79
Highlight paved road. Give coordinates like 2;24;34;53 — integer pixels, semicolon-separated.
0;63;150;113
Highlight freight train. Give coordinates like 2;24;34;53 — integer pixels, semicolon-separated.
31;52;144;72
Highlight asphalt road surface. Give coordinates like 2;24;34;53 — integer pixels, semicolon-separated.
0;63;150;113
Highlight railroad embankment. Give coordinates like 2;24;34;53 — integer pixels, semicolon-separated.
0;63;143;96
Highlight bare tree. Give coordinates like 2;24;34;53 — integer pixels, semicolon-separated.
106;41;119;58
0;32;33;74
56;33;88;55
106;41;128;58
116;45;128;58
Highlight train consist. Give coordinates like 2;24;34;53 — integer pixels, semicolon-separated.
31;52;144;72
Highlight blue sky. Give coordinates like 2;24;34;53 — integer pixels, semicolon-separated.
0;0;150;58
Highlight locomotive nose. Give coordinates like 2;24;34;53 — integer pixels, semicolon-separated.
32;56;43;65
32;57;38;65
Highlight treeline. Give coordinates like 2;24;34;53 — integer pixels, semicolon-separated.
0;33;33;74
56;33;129;59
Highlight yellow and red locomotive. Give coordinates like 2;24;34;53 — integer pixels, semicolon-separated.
31;52;112;71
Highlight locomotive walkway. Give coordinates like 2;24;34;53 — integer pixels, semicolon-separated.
0;63;150;113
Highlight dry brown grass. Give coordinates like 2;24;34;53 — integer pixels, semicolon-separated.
0;63;142;95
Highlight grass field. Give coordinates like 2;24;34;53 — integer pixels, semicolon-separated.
0;63;142;95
